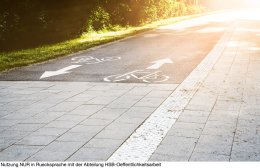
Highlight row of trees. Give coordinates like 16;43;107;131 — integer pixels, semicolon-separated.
0;0;203;51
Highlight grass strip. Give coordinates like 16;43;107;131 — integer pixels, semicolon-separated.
0;13;208;72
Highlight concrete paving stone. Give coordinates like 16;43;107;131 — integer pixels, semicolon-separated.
86;96;118;105
108;84;135;91
0;105;24;113
0;102;7;106
69;125;104;134
0;130;30;140
31;127;68;136
190;152;230;161
188;94;217;107
0;139;17;152
57;132;94;142
80;90;104;97
134;97;165;108
126;87;154;96
48;102;83;112
240;106;260;116
207;114;238;124
67;147;114;161
10;89;39;95
0;97;18;103
107;96;143;108
234;130;259;144
25;82;54;88
193;134;233;155
16;135;57;146
194;144;231;155
115;108;154;122
0;120;21;127
56;115;87;122
21;112;66;124
202;126;236;137
148;84;178;91
84;138;123;149
88;85;113;91
25;103;57;112
210;109;240;116
161;136;198;148
69;105;104;116
213;100;242;111
231;141;260;153
109;83;136;90
0;111;9;118
65;96;94;103
7;124;44;132
126;107;156;114
203;120;237;131
185;104;214;112
177;114;208;124
106;121;139;129
6;100;38;108
45;120;79;129
95;123;138;140
218;93;243;102
0;127;8;132
150;153;189;162
55;91;84;99
0;145;43;161
238;115;260;125
114;114;147;124
144;90;173;98
181;110;210;117
2;111;36;120
89;108;128;120
171;122;204;130
80;118;112;126
167;127;202;139
38;89;62;94
27;141;83;161
154;142;195;158
38;97;67;105
47;83;92;92
104;90;129;97
122;110;151;119
230;151;260;161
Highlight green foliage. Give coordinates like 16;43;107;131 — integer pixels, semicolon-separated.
0;0;203;51
86;6;111;32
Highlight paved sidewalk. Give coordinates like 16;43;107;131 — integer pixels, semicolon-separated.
1;11;260;162
150;19;260;161
0;81;178;161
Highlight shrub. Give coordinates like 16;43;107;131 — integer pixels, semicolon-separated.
85;6;111;32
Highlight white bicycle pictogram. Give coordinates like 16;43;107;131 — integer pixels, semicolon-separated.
71;56;121;64
104;70;170;83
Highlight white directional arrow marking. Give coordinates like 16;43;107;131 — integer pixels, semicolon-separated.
40;65;82;79
146;58;173;70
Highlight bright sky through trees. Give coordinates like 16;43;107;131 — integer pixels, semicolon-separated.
202;0;260;9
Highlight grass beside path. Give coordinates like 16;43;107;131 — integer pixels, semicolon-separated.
0;13;205;72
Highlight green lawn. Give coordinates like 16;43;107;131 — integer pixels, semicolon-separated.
0;13;205;72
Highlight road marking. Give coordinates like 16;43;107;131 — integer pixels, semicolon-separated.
40;65;82;79
108;28;233;162
146;58;173;70
104;70;170;83
71;56;121;64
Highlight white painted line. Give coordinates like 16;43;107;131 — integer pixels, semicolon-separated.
40;65;82;79
146;58;173;70
71;56;121;64
107;28;233;162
